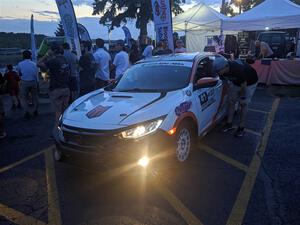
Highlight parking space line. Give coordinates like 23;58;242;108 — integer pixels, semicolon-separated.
226;98;280;225
244;128;261;137
0;203;47;225
45;148;62;225
199;143;248;173
0;146;53;174
153;177;204;225
248;108;269;114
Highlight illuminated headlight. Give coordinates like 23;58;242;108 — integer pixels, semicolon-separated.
121;119;163;139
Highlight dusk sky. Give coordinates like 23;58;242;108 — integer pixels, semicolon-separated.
0;0;223;39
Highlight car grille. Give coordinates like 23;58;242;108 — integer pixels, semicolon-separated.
61;125;121;150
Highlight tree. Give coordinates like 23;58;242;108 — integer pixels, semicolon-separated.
92;0;185;37
230;0;264;13
220;1;235;16
55;21;65;37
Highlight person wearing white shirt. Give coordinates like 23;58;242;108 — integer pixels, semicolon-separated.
17;50;39;118
112;41;129;80
174;39;187;53
93;38;111;88
142;45;154;58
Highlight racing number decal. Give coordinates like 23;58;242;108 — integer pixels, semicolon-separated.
199;89;216;111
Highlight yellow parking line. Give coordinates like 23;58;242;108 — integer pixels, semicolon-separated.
248;108;269;114
0;203;47;225
153;178;204;225
200;144;248;173
226;98;280;225
45;149;62;225
0;146;54;174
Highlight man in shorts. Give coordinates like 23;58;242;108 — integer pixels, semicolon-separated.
220;57;258;137
39;45;70;136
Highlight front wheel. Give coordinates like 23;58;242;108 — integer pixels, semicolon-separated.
175;122;195;162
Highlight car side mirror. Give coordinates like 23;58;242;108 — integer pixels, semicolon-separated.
195;77;218;89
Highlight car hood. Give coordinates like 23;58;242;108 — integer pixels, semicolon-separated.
62;90;167;130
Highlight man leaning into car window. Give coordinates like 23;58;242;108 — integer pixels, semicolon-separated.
219;56;258;137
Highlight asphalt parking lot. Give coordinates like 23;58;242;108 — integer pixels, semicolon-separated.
0;86;300;225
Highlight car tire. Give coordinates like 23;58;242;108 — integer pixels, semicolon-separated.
54;146;64;162
175;121;196;162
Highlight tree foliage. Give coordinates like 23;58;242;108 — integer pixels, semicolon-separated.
55;21;65;37
92;0;185;36
0;32;46;49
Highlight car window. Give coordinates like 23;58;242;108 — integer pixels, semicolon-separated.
113;61;192;92
212;55;228;74
194;57;214;82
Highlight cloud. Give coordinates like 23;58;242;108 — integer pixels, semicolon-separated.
32;10;59;17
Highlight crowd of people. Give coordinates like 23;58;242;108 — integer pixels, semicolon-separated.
0;36;187;139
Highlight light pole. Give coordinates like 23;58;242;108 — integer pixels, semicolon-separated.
103;18;112;45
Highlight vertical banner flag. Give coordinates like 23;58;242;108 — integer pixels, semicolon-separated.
151;0;174;51
30;14;37;63
122;26;132;48
55;0;81;58
77;23;92;43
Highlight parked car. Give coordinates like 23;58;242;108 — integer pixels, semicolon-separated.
55;53;229;168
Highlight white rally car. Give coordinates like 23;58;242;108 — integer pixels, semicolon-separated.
55;53;229;167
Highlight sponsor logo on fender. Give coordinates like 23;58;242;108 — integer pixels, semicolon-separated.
175;101;192;116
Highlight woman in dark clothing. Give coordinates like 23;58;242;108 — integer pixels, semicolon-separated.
79;41;97;96
129;43;141;65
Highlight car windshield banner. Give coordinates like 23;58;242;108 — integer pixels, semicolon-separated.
151;0;174;52
55;0;81;58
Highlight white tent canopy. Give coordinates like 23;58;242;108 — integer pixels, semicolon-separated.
222;0;300;31
173;3;228;31
173;4;236;52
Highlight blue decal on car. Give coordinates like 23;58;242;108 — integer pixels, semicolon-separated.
175;101;192;116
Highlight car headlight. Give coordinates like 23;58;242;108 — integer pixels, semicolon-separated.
121;119;163;139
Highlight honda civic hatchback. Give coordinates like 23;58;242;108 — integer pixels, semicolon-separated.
55;53;229;168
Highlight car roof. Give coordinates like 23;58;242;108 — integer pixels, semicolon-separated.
140;52;214;63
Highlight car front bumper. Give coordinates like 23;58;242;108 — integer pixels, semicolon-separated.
55;124;174;168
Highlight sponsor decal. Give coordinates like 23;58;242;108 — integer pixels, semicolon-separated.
175;101;192;116
86;105;111;119
199;89;216;111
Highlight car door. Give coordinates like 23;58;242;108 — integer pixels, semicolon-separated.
192;57;222;134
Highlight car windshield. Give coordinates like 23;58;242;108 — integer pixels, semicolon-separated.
112;61;192;92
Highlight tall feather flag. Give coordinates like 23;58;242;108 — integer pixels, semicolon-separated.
30;14;37;63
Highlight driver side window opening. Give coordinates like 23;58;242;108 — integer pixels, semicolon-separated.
194;57;214;83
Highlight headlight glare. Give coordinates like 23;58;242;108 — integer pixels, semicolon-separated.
121;119;163;139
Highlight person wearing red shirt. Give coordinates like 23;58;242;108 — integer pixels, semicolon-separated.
4;64;21;109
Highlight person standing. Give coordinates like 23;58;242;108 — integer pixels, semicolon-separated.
93;38;111;88
63;43;79;101
17;50;39;118
220;58;258;137
142;38;154;59
39;45;70;136
79;41;97;96
174;39;187;53
129;42;141;65
111;40;129;80
4;64;21;109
